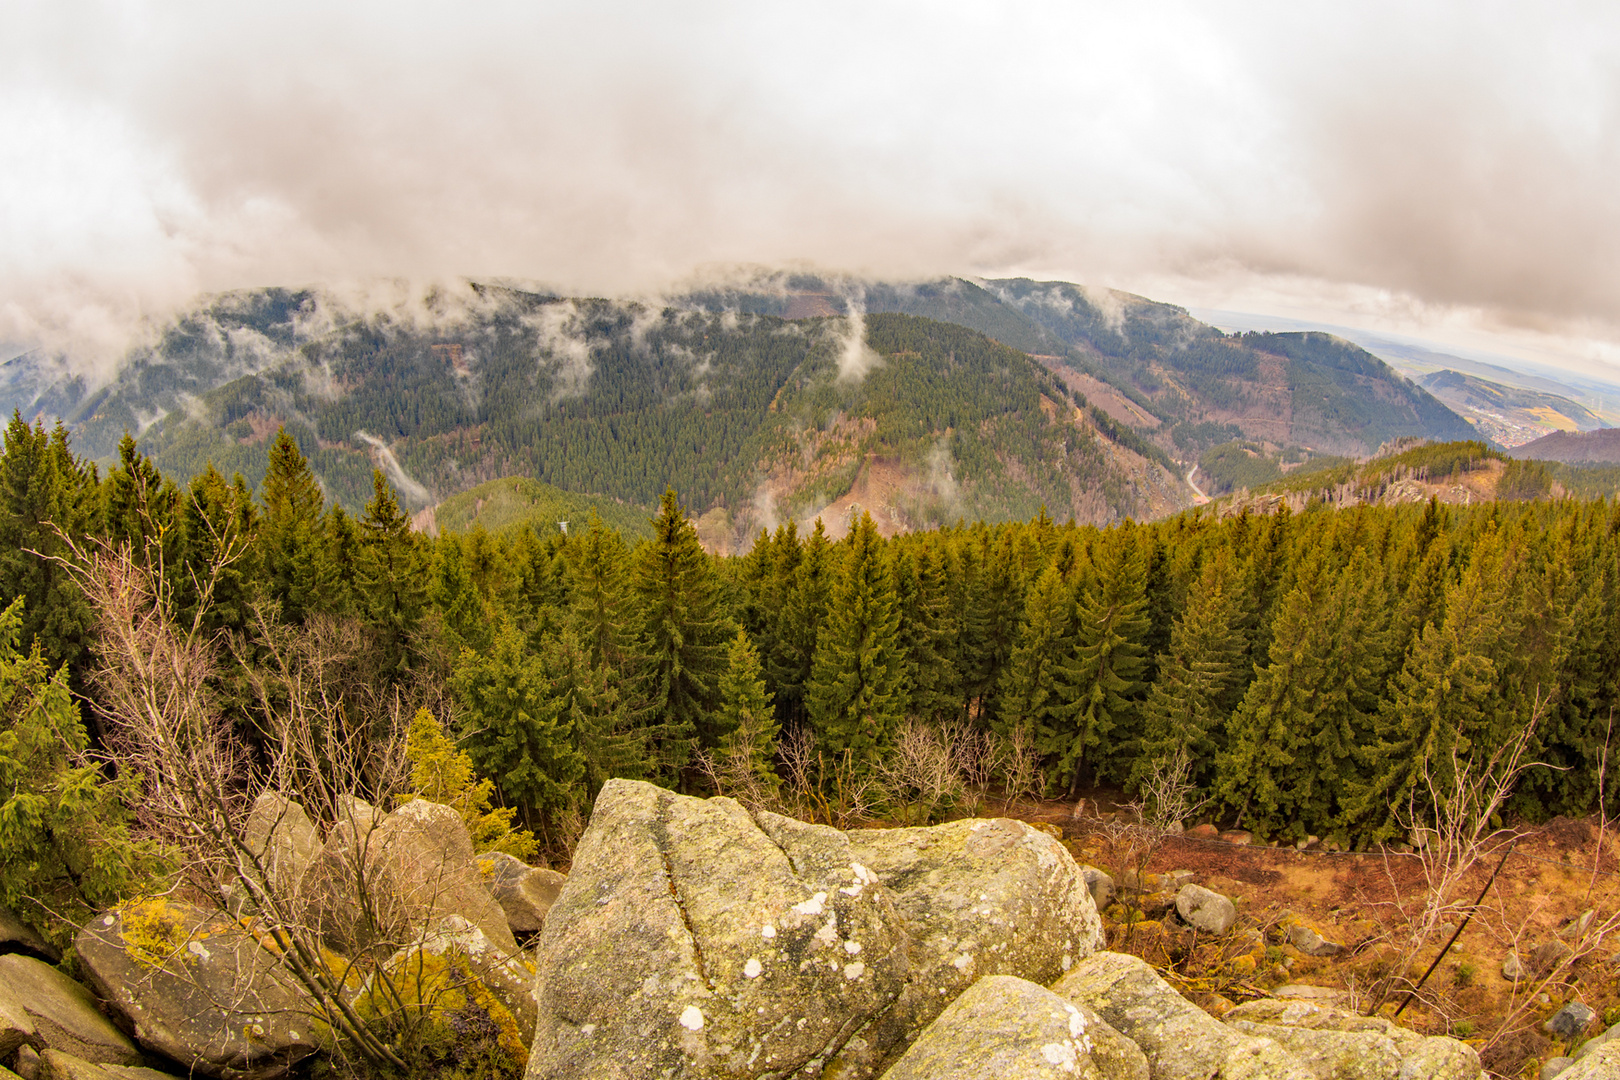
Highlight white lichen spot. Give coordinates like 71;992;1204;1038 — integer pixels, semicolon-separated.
812;914;840;949
761;924;777;939
580;1023;597;1036
679;1005;705;1031
851;862;873;884
1065;1005;1087;1040
187;940;212;962
744;958;763;979
843;961;866;980
103;915;115;927
843;940;862;955
1061;953;1073;971
1041;1041;1078;1072
952;953;973;971
792;892;828;916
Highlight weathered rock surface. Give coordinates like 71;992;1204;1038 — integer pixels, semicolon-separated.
1;990;36;1058
1546;1002;1599;1038
477;852;566;934
1282;915;1345;958
1174;885;1237;935
240;792;320;906
0;903;57;962
0;956;138;1067
1053;951;1313;1080
881;975;1147;1080
75;897;323;1079
35;1050;180;1080
525;779;1103;1080
1078;866;1115;912
310;797;516;959
1223;998;1482;1080
1562;1023;1620;1079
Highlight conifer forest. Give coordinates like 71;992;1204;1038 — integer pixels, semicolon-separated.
6;408;1619;944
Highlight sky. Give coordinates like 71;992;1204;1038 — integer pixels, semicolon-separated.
3;1;1619;381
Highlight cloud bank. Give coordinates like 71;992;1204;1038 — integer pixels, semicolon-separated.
3;2;1618;371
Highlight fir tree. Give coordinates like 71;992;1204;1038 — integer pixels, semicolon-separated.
452;618;588;847
257;428;337;624
355;470;427;679
770;519;831;727
804;512;909;768
567;511;634;670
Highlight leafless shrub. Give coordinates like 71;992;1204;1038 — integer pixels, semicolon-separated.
877;719;966;825
694;709;783;815
779;725;881;829
939;718;1000;815
999;723;1046;812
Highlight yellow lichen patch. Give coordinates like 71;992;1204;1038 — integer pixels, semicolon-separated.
120;896;211;972
357;946;527;1074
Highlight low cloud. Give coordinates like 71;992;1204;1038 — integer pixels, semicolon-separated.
833;293;882;383
3;4;1620;378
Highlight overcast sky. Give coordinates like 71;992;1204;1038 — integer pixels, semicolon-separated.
3;1;1618;376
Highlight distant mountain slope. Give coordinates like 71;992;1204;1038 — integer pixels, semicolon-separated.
3;272;1480;542
432;475;651;538
1510;428;1620;464
1418;369;1604;447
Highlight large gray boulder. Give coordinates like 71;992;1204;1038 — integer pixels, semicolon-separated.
0;902;58;961
476;852;566;934
75;898;324;1079
1053;951;1313;1080
239;792;320;907
1560;1022;1620;1079
35;1049;182;1080
0;956;139;1067
881;975;1147;1080
525;779;1103;1080
1222;999;1482;1079
310;797;516;959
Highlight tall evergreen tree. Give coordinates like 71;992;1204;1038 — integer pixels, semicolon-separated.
804;512;909;768
770;519;831;728
355;470;427;679
1133;548;1244;796
716;627;781;800
1051;526;1150;795
630;488;730;782
567;511;635;671
257;428;337;623
995;564;1075;756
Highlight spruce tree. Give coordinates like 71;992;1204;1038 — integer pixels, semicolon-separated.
355;469;427;679
804;511;909;768
770;519;831;727
567;511;634;670
1051;527;1149;795
452;618;588;846
630;488;730;782
0;416;97;673
1133;548;1243;796
995;564;1075;758
258;428;337;624
715;627;781;800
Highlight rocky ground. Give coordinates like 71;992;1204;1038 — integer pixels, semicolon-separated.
2;783;1617;1079
1006;792;1620;1078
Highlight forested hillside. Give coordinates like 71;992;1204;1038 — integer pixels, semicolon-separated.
0;276;1474;548
6;416;1616;959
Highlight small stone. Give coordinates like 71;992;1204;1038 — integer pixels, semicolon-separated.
1558;910;1595;941
1175;885;1238;935
1544;1002;1598;1038
1185;823;1220;841
1286;920;1345;958
1218;830;1254;846
1503;953;1524;981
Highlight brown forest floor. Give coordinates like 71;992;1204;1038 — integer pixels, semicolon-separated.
990;792;1620;1079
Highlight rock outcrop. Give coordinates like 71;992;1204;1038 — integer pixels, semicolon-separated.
1053;952;1314;1080
74;898;324;1079
881;975;1147;1080
1222;999;1482;1079
524;779;1103;1080
477;852;566;934
0;956;140;1068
